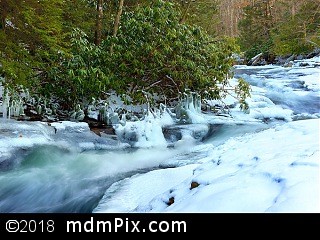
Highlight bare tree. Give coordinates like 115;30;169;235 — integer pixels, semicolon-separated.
110;0;124;54
94;0;104;45
216;0;248;37
179;0;194;24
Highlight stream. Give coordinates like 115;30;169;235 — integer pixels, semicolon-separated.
0;62;319;213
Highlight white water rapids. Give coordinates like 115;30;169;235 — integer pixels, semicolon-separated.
0;60;319;213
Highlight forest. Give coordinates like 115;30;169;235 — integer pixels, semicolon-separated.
0;0;319;123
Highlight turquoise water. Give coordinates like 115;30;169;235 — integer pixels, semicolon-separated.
1;65;318;213
0;122;269;213
0;145;160;213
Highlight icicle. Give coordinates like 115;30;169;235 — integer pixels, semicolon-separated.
2;102;7;119
1;86;25;118
109;112;120;125
193;93;202;113
2;93;9;119
37;105;42;115
8;103;10;119
98;105;106;123
174;92;202;123
119;113;126;126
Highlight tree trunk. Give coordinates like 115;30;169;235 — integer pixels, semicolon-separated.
0;0;8;32
94;0;104;46
110;0;124;54
179;0;193;24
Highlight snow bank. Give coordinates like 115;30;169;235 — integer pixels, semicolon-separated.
94;118;319;213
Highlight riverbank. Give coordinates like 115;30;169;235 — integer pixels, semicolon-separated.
0;60;319;213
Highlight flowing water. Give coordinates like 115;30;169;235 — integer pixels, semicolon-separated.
0;63;319;213
0;145;193;213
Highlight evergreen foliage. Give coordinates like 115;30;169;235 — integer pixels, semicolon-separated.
176;0;219;36
271;0;320;55
1;0;251;120
0;0;66;88
103;1;243;106
238;0;320;61
237;0;275;61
